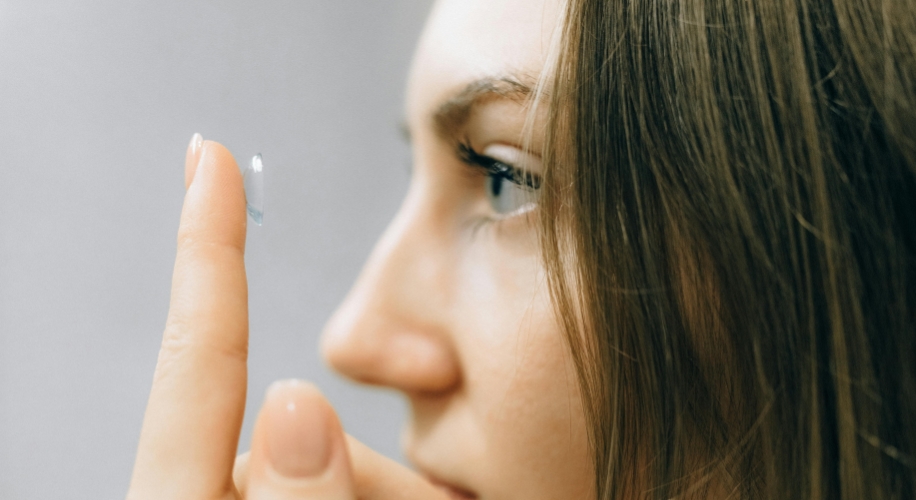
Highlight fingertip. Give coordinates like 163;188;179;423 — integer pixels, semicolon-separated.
247;380;355;497
263;380;338;478
194;140;243;190
233;451;251;494
265;379;325;402
178;139;247;254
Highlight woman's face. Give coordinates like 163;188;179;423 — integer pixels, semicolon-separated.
321;0;592;498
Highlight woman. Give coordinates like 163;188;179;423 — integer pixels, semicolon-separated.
127;0;916;498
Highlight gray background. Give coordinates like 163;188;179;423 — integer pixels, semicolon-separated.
0;1;432;498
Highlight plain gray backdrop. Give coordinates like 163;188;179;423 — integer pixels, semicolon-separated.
0;1;433;498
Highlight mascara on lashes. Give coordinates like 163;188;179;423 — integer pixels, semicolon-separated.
456;141;542;190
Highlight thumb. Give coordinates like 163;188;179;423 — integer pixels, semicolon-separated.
245;380;355;500
345;436;451;500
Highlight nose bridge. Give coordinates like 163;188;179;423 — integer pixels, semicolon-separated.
321;181;460;393
369;186;452;318
357;175;457;318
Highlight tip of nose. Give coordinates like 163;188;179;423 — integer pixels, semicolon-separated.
320;319;461;395
318;321;351;372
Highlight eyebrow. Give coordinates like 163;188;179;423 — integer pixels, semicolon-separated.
430;76;534;143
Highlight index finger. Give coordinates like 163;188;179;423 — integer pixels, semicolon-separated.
128;137;249;500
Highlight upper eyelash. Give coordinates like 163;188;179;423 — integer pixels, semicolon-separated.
456;141;542;190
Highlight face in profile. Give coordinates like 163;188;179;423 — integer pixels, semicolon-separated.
320;0;593;498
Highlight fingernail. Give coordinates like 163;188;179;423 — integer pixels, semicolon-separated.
189;132;203;157
185;133;204;187
265;380;332;478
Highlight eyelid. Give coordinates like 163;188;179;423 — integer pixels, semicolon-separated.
480;144;542;175
457;141;543;189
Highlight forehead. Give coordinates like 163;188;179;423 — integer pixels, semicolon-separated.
405;0;562;126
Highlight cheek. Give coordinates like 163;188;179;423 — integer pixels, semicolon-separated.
455;239;592;496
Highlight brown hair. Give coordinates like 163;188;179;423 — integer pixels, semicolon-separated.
540;0;916;497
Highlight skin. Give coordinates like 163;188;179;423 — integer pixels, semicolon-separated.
127;0;591;498
322;0;592;497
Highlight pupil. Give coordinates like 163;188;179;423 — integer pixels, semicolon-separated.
490;174;504;197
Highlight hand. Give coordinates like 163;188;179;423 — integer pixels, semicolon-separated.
126;136;450;500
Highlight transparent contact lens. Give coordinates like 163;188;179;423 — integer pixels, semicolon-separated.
243;154;264;225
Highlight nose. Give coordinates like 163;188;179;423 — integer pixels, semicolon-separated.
320;184;461;395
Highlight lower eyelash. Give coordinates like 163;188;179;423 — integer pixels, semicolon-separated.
453;140;541;238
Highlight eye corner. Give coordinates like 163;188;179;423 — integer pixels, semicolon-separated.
455;139;476;165
455;139;499;172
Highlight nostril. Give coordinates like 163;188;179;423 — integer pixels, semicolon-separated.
383;334;462;393
320;314;461;394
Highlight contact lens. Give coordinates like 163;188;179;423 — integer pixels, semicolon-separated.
243;154;264;225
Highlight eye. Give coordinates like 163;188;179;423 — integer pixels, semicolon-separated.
458;142;542;216
484;165;539;215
